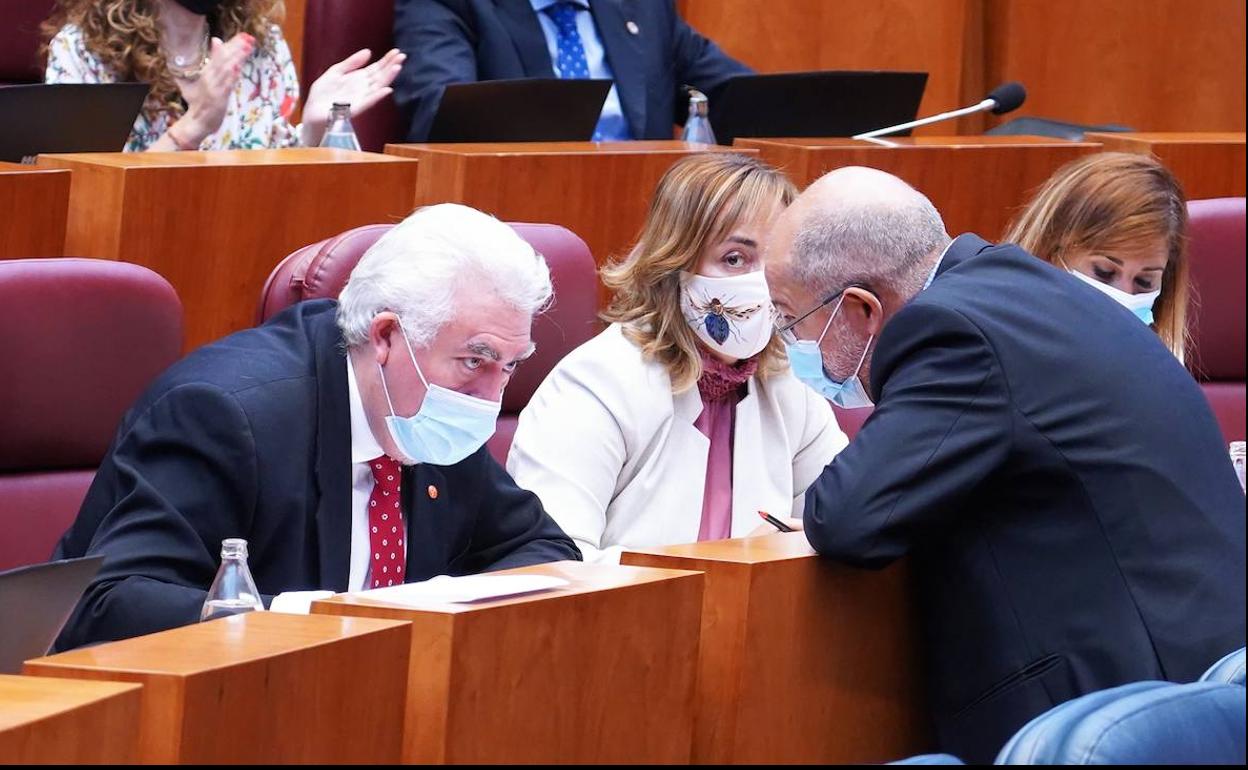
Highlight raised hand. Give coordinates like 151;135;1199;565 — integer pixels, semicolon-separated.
173;33;254;147
301;48;406;147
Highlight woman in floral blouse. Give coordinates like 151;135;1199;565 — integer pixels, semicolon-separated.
44;0;403;152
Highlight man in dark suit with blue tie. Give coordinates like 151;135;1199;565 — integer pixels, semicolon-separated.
766;167;1246;763
52;204;580;651
392;0;751;141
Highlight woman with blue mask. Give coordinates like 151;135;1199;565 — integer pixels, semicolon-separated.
1005;152;1191;361
507;154;848;563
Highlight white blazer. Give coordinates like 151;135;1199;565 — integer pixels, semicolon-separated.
507;324;849;563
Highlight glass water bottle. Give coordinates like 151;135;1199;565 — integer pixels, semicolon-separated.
682;89;717;145
200;538;265;621
319;102;362;151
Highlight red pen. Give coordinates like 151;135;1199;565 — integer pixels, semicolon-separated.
757;510;795;533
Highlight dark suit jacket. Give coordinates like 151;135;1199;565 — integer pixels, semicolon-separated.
53;300;580;650
392;0;751;140
804;235;1246;763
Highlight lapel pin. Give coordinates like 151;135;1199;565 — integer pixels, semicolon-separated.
427;485;439;500
626;20;640;35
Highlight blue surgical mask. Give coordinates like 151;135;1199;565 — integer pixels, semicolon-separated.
784;296;875;409
377;325;501;466
1067;268;1161;325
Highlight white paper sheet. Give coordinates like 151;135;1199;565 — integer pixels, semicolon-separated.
269;590;336;614
353;574;569;605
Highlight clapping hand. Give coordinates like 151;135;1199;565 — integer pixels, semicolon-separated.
301;48;405;147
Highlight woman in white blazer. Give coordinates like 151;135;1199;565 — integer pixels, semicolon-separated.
507;154;848;563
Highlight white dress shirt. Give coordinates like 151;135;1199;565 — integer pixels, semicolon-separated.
346;356;407;591
529;0;632;141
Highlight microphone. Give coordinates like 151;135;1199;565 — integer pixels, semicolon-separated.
852;82;1027;140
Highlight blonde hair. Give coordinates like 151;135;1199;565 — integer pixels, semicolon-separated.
601;153;796;393
43;0;284;130
1005;152;1190;361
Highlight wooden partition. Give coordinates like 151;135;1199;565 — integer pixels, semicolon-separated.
0;162;70;258
981;0;1245;133
313;561;704;764
387;141;751;302
281;0;307;85
0;675;141;764
678;0;1245;135
622;533;930;765
1085;132;1246;200
737;136;1097;240
679;0;986;135
37;148;419;350
23;612;412;764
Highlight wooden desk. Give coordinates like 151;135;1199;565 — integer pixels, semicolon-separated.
0;162;71;259
0;675;141;763
37;148;420;350
23;612;411;764
387;141;753;304
622;532;929;764
1086;132;1247;200
313;560;704;764
735;136;1100;241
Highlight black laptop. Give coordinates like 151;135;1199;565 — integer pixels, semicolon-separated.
428;78;611;142
0;555;104;670
707;70;928;144
0;83;148;163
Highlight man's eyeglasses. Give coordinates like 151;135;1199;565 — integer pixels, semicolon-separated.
774;286;857;345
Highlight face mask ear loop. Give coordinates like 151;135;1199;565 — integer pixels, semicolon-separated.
376;361;398;418
395;319;430;388
850;334;875;379
814;295;847;346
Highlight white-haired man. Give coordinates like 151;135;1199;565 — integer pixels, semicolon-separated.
53;204;580;650
766;168;1245;763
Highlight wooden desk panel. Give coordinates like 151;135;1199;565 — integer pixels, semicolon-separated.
313;560;704;764
1086;132;1246;200
281;0;306;87
388;141;753;304
23;612;411;764
736;136;1099;241
0;163;71;259
37;148;419;351
982;1;1245;134
678;0;987;135
0;675;141;764
622;533;929;764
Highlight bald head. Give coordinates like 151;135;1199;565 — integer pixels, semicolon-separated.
769;166;950;303
765;167;951;395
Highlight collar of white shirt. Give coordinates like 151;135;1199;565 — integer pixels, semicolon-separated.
346;354;384;465
530;0;590;12
923;237;958;291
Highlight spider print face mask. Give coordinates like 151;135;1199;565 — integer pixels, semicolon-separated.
678;271;775;360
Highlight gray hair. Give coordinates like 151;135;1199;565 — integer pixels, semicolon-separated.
336;204;553;348
790;167;951;298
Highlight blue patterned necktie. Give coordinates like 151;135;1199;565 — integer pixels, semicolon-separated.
542;1;604;141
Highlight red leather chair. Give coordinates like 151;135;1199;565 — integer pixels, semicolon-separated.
0;1;56;85
1187;197;1246;442
257;222;600;463
301;0;401;152
0;259;182;571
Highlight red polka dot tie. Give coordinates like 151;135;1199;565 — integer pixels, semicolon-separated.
367;455;405;588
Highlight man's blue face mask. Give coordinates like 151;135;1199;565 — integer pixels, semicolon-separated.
377;322;501;466
778;293;875;410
